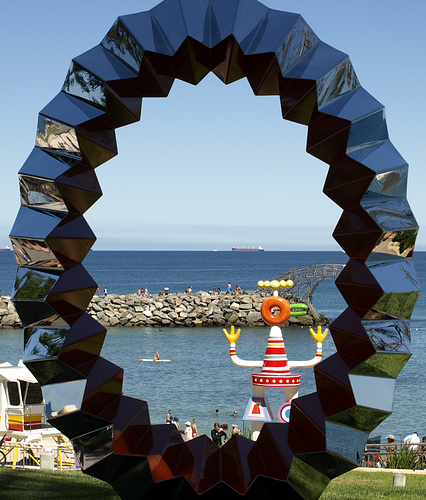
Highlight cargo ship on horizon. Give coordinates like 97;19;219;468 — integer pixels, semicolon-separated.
232;246;264;252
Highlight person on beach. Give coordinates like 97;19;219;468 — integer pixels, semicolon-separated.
404;432;420;450
211;423;227;447
96;287;100;295
191;419;198;439
184;421;193;441
227;283;232;294
164;286;169;296
236;285;241;295
145;287;149;296
104;287;108;296
171;417;182;433
217;287;221;294
232;424;241;436
166;409;172;423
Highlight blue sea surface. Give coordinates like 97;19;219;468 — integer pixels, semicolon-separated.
0;250;425;442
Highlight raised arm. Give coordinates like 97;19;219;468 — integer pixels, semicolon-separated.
288;326;329;369
223;326;263;369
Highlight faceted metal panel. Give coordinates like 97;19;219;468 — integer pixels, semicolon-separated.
9;0;419;499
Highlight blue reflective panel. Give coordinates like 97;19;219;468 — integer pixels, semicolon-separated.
10;207;65;240
346;109;389;152
348;140;407;174
276;16;319;75
362;198;417;234
19;175;67;213
317;58;360;108
10;237;62;270
73;425;114;470
13;267;61;301
326;421;368;464
320;87;383;123
233;0;269;51
19;148;72;180
348;374;395;412
36;115;80;156
43;379;87;418
368;259;420;294
366;167;408;199
62;61;106;109
24;327;69;361
150;0;187;54
101;19;144;72
362;320;411;353
40;92;105;129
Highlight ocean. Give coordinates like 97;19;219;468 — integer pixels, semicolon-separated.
0;250;425;442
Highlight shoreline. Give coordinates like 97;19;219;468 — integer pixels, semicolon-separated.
0;291;327;329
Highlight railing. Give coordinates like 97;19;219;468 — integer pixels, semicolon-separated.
0;439;77;470
362;442;426;470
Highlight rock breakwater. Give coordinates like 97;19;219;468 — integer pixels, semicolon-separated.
0;292;327;329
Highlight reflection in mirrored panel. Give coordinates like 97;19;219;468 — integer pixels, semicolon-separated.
370;229;417;260
24;327;69;360
317;58;360;108
346;109;388;153
43;379;86;419
19;175;67;212
277;17;319;75
13;301;68;328
12;267;61;301
101;19;144;72
11;237;62;270
349;374;395;412
62;61;106;109
365;291;420;321
367;167;408;198
363;198;417;234
362;319;411;353
349;352;411;379
368;259;420;293
326;421;368;464
73;425;114;470
327;406;390;434
288;455;330;499
36;115;80;155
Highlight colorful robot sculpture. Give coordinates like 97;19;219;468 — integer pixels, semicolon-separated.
223;279;328;439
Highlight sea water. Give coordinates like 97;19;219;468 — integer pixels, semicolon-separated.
0;251;425;441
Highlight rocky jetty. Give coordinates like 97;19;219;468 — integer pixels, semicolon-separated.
0;292;327;329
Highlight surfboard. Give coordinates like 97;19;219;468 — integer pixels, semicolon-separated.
139;359;172;362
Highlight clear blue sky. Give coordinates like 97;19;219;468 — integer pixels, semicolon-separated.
1;0;425;251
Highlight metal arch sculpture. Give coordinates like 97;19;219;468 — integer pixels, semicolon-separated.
9;0;420;498
277;264;345;320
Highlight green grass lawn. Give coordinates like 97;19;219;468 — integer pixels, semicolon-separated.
0;468;425;499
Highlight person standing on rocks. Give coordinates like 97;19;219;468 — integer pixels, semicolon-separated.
227;283;232;294
164;286;169;296
104;287;108;296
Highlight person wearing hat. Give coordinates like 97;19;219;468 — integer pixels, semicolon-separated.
385;434;396;457
184;421;193;441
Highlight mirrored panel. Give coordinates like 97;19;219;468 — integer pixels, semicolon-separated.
368;259;420;294
73;425;114;470
13;301;68;328
277;16;319;75
43;378;86;418
348;374;395;412
24;326;69;360
349;352;411;379
12;267;61;301
19;175;67;212
327;406;390;434
370;229;417;260
10;237;62;270
362;319;411;353
367;166;408;198
346;109;388;153
366;291;420;320
62;61;106;109
326;421;368;464
363;198;417;234
317;58;359;108
101;19;144;72
36;115;80;155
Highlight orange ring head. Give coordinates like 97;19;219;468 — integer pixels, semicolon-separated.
261;296;291;326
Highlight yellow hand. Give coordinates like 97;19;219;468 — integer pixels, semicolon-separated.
309;325;329;343
223;325;241;344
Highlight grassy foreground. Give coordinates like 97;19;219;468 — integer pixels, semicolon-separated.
0;468;425;499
